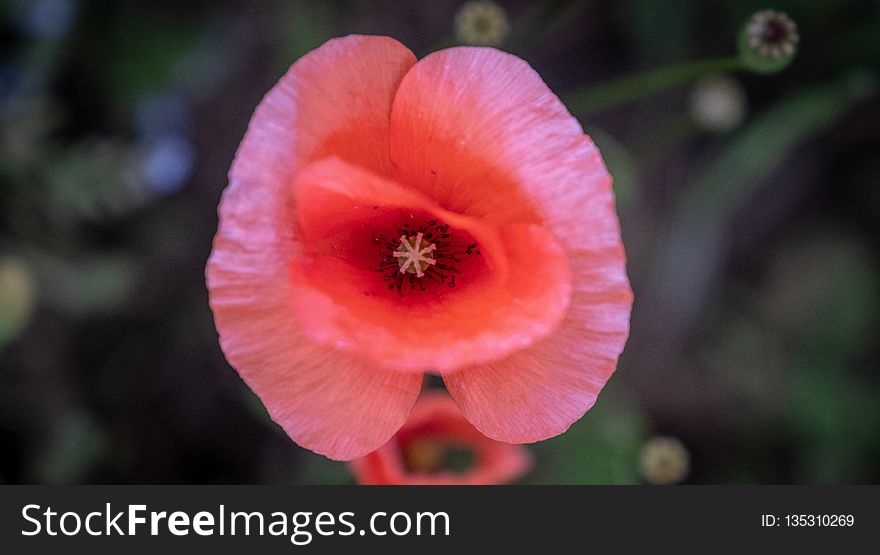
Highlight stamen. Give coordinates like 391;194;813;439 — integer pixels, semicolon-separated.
372;219;480;295
393;232;437;278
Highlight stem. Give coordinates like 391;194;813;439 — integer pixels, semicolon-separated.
564;56;745;116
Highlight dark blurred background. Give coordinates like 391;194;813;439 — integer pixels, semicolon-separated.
1;0;878;484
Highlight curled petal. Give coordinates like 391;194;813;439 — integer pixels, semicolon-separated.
291;157;572;372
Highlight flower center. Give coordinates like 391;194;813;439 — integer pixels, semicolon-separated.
373;219;481;294
394;232;436;277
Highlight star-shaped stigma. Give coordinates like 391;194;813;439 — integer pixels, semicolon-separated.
393;232;437;277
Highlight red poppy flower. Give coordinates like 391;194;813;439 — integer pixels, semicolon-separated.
349;391;531;485
206;35;632;460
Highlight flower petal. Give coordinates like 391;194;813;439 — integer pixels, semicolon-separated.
390;46;632;442
207;36;423;460
444;252;632;443
290;157;572;372
389;46;619;252
231;34;417;188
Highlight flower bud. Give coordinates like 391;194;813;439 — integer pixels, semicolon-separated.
739;10;799;74
639;436;690;485
454;1;510;47
690;75;747;132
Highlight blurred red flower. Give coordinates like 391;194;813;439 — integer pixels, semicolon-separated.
349;391;531;485
206;35;632;460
